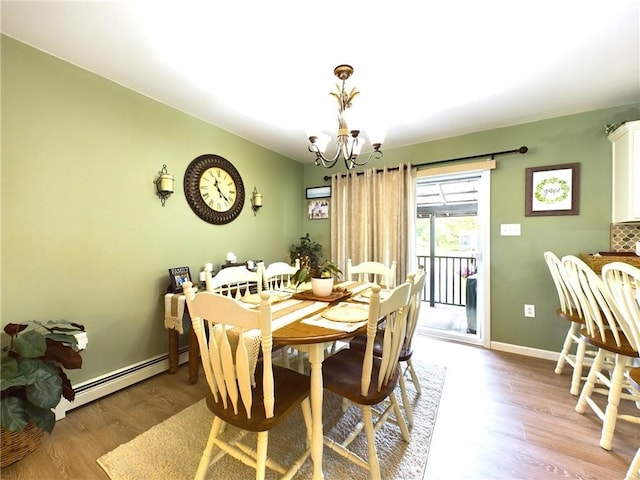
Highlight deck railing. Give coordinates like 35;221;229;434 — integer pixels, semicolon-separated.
416;255;476;307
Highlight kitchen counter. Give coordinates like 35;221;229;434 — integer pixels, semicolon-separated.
579;252;640;274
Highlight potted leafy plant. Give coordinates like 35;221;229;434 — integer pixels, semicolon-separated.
1;320;85;466
292;260;343;297
288;233;342;296
288;233;323;271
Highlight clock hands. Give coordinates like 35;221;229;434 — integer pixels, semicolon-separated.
213;177;230;204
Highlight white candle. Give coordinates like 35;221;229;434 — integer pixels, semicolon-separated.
204;263;213;272
226;252;235;262
158;174;174;193
199;271;206;282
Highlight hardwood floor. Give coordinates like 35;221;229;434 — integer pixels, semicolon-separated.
422;336;638;479
1;335;637;479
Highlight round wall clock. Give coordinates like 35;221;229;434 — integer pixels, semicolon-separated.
183;154;245;225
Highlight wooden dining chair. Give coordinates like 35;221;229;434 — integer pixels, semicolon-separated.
205;263;263;299
602;262;640;351
346;259;397;288
347;268;427;428
182;282;312;480
321;282;412;480
396;267;427;427
625;367;640;480
561;255;639;451
602;261;640;458
544;251;594;395
263;260;303;370
263;260;300;291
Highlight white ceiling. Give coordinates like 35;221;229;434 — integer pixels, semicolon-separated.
2;1;639;163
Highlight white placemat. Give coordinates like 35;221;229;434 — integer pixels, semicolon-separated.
302;315;367;332
352;288;392;303
239;290;292;306
321;302;370;322
302;313;368;333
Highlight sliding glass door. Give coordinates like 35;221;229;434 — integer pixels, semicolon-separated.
415;169;490;347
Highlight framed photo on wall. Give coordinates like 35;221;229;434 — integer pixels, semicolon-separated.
168;266;192;293
307;199;329;219
525;163;580;216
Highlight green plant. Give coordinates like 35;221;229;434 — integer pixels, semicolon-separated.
288;233;323;271
291;260;342;287
1;320;85;434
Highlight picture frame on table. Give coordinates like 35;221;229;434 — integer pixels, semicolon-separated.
168;266;192;293
525;163;580;217
306;185;331;199
307;199;329;220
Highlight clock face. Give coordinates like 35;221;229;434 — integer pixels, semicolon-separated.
184;154;245;224
199;167;237;212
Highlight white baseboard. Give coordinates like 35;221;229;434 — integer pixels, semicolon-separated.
490;341;558;362
54;349;189;420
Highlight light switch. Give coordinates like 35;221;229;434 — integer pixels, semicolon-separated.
500;224;521;236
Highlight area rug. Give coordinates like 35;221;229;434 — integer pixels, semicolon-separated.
97;361;445;480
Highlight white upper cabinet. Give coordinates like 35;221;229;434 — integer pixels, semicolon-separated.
608;120;640;223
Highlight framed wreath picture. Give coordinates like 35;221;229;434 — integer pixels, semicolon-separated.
525;163;580;216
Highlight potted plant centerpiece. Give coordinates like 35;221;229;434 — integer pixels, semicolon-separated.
0;320;86;467
289;234;342;297
292;260;342;297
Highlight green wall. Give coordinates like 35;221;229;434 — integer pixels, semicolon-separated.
1;36;304;383
302;103;640;352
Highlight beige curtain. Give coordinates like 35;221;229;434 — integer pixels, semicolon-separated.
330;164;417;282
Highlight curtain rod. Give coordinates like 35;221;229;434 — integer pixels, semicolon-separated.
322;145;528;181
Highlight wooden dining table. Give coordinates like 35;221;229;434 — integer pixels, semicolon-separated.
185;280;375;480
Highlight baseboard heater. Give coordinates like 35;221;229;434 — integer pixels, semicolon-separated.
54;347;189;420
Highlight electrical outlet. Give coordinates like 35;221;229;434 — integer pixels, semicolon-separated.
524;304;535;317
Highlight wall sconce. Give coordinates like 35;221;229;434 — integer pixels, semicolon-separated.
154;164;174;207
251;187;263;216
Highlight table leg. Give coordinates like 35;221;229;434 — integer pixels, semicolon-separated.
188;325;200;384
307;344;326;480
168;329;179;373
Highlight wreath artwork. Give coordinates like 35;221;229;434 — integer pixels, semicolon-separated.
534;177;570;205
525;163;580;216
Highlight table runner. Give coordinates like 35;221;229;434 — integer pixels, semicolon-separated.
164;283;372;332
271;300;328;331
187;283;376;386
210;299;329;378
164;293;185;334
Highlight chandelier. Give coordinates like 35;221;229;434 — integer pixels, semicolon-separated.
307;64;384;169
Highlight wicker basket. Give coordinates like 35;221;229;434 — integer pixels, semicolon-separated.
0;423;44;468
